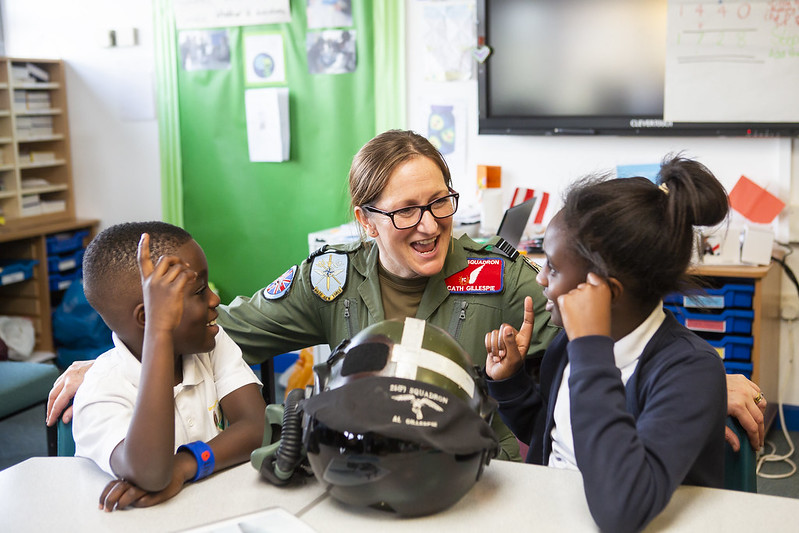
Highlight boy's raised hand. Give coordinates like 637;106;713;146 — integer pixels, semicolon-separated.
137;233;196;333
485;296;534;380
558;272;612;341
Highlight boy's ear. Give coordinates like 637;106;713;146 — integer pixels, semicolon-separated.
134;303;146;329
607;277;624;301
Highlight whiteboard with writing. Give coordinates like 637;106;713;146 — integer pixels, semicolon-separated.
664;0;799;123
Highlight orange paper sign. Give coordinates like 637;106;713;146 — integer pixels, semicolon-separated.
727;175;785;224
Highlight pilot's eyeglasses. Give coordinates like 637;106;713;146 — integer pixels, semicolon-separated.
363;190;459;230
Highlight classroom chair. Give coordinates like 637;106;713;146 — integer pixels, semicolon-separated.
724;417;757;493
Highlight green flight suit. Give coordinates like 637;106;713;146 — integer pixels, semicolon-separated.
218;234;560;461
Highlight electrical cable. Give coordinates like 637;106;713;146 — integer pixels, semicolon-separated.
754;247;798;479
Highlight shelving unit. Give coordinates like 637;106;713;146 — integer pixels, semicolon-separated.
687;263;782;432
0;57;74;230
0;219;97;355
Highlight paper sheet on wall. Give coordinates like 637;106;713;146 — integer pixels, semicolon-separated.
244;32;286;85
664;1;799;123
421;1;476;82
417;99;467;184
173;0;291;30
244;87;289;162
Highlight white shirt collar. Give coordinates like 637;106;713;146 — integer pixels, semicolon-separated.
613;302;666;374
110;331;204;388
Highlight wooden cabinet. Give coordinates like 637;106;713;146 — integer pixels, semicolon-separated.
0;58;74;229
0;219;97;355
690;263;782;431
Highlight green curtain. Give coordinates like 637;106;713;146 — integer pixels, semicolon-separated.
374;0;406;132
154;1;405;302
153;0;183;226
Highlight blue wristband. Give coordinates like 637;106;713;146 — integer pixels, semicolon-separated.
178;441;215;482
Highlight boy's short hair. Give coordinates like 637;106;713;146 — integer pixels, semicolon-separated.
83;221;193;323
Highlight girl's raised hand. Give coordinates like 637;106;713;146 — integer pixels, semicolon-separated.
485;296;534;380
137;233;196;333
557;272;612;341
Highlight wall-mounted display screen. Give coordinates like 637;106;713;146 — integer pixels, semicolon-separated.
477;0;799;137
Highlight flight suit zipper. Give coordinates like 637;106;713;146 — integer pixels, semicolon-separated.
448;300;469;341
343;298;358;338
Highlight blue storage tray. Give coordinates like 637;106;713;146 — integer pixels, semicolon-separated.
664;283;754;310
273;352;299;374
47;248;85;273
724;361;753;379
0;259;38;286
46;229;89;255
707;336;753;361
49;268;82;292
666;305;754;335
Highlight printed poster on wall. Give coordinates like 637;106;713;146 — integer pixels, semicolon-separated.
421;1;476;82
244;31;286;85
413;98;467;186
173;0;291;30
307;0;353;29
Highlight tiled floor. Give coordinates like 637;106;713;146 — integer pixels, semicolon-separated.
2;403;799;500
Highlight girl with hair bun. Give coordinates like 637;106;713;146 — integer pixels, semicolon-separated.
484;155;731;533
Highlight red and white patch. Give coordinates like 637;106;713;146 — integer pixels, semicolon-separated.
445;258;504;294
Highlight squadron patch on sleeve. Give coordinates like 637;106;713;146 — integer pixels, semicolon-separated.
310;252;348;302
262;265;297;300
445;258;504;293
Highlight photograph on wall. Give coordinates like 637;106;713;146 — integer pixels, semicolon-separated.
422;1;476;82
306;0;353;29
306;30;357;74
174;0;291;30
178;29;231;71
243;31;287;85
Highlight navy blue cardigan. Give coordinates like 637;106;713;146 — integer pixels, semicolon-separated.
487;312;726;533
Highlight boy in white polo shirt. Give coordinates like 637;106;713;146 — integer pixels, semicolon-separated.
73;221;265;512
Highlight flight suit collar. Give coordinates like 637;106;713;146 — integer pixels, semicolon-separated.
416;235;474;320
354;240;384;322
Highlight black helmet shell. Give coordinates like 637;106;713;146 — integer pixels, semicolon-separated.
302;318;498;517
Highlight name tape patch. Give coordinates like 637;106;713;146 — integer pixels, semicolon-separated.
445;258;504;294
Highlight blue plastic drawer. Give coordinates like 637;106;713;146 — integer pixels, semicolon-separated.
724;361;753;379
49;268;82;292
0;259;38;286
46;230;89;255
666;305;754;335
47;248;85;273
707;336;753;361
273;352;299;374
665;283;754;310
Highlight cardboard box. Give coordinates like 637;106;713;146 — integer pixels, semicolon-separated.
477;165;501;189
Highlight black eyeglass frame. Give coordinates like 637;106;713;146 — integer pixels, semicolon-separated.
362;190;460;230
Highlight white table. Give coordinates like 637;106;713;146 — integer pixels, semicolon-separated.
2;456;799;532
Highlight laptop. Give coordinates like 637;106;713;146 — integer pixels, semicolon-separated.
496;197;536;248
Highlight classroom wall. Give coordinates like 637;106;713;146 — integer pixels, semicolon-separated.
2;0;162;230
405;0;799;411
5;1;799;414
